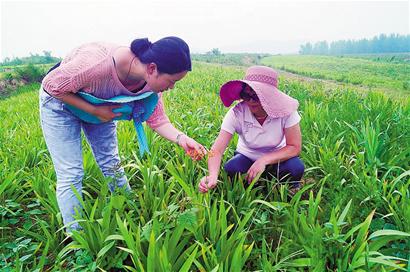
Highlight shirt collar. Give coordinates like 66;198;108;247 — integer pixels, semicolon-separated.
243;103;272;125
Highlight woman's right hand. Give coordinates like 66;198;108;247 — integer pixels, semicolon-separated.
178;135;207;161
93;105;122;122
199;176;218;193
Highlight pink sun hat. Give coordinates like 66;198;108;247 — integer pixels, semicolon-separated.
219;66;299;118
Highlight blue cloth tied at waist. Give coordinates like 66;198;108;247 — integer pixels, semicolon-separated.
64;91;159;157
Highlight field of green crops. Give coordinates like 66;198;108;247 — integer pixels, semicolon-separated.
261;55;410;95
1;62;409;271
345;53;410;64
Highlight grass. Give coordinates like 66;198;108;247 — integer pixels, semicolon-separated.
0;62;409;271
261;54;410;95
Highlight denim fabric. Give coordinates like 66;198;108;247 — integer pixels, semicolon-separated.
39;87;129;230
224;152;304;188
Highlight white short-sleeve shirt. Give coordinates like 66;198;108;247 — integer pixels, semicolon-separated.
221;102;301;161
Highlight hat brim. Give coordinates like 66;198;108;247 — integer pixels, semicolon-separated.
219;80;299;118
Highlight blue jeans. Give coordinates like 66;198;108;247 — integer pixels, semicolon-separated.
224;152;304;188
39;88;129;230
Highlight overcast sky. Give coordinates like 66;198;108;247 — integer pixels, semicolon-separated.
1;0;409;60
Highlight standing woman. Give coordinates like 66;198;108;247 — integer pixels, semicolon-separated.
40;36;206;230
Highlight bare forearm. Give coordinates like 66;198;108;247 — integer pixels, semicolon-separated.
153;122;207;161
152;122;183;143
206;130;232;179
198;130;232;192
56;93;97;115
208;152;223;178
260;145;301;165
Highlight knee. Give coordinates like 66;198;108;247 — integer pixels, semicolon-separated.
98;153;119;169
223;160;246;177
56;170;84;193
224;161;240;176
223;153;253;178
288;158;305;180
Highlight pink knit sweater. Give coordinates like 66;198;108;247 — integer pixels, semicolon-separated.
42;42;170;128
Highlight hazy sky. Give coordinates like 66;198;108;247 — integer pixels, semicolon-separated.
1;0;409;60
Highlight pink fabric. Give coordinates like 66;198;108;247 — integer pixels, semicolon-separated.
42;42;169;128
221;102;301;161
219;66;299;118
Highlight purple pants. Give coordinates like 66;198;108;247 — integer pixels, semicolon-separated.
224;152;305;188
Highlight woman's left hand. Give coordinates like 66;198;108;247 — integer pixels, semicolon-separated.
246;158;267;184
178;135;207;161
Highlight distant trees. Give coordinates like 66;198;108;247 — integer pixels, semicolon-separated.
13;64;45;83
191;52;269;66
1;51;61;66
207;48;222;56
299;33;410;55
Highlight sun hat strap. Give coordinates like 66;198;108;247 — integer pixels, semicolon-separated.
133;119;149;157
132;101;149;157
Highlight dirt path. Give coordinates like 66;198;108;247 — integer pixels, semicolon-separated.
198;61;407;98
275;69;407;99
277;69;378;93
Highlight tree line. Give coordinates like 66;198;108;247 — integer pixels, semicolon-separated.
299;33;410;55
1;51;61;66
